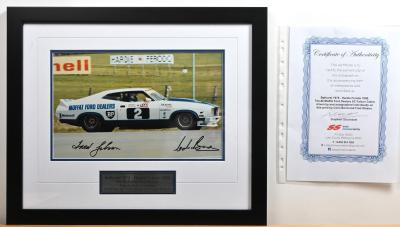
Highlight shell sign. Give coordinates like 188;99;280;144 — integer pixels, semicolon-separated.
53;56;91;75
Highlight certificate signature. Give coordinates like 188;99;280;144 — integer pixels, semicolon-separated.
321;111;367;118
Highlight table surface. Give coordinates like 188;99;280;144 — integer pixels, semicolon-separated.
0;225;397;227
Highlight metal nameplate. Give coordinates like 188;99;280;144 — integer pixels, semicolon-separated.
100;171;176;194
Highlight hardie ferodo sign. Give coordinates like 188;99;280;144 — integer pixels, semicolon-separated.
110;54;174;65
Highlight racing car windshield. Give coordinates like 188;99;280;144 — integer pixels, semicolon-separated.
148;91;167;101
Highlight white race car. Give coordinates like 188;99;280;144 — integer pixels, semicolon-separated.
56;88;221;132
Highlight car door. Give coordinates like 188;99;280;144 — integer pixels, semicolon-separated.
116;91;160;120
159;101;173;120
126;101;159;120
126;102;150;120
116;100;128;120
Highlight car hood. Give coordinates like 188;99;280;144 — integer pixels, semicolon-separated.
168;97;218;107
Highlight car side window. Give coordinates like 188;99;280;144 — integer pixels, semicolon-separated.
136;92;150;102
103;92;122;101
121;92;137;102
121;92;152;102
103;91;152;102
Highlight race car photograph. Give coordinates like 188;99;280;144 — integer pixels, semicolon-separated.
56;88;221;132
52;50;224;160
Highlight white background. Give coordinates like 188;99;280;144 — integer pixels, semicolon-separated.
4;0;400;225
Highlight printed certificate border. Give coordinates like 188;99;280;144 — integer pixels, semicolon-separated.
7;7;267;225
301;37;388;163
50;49;226;161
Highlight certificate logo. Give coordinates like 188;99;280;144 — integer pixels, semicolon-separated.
327;124;342;131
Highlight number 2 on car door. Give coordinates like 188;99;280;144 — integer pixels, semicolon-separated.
126;108;149;119
133;108;142;119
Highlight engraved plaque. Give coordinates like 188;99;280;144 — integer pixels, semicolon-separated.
100;171;176;194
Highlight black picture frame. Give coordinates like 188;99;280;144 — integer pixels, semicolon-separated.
7;7;267;225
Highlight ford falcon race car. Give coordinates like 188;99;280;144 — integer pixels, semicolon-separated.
56;88;221;132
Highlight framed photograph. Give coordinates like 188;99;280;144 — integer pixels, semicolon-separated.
7;7;267;225
51;49;225;161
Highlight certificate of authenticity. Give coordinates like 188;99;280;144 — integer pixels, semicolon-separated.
301;37;388;163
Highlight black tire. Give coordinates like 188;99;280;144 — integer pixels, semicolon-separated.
81;114;103;132
175;112;200;130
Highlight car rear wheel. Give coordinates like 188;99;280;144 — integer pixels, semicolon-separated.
175;112;200;130
82;114;103;132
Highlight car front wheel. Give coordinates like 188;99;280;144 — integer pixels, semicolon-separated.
82;114;103;132
175;112;200;130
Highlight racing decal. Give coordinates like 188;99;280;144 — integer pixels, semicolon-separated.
168;97;215;106
97;104;115;109
68;103;115;111
161;103;172;108
127;103;148;108
160;109;172;119
69;105;84;110
127;108;149;119
60;113;75;118
106;111;116;119
137;103;148;108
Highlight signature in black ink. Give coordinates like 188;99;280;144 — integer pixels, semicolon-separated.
174;136;219;152
72;140;121;157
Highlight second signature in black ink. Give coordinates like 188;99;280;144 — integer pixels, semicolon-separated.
174;136;220;152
